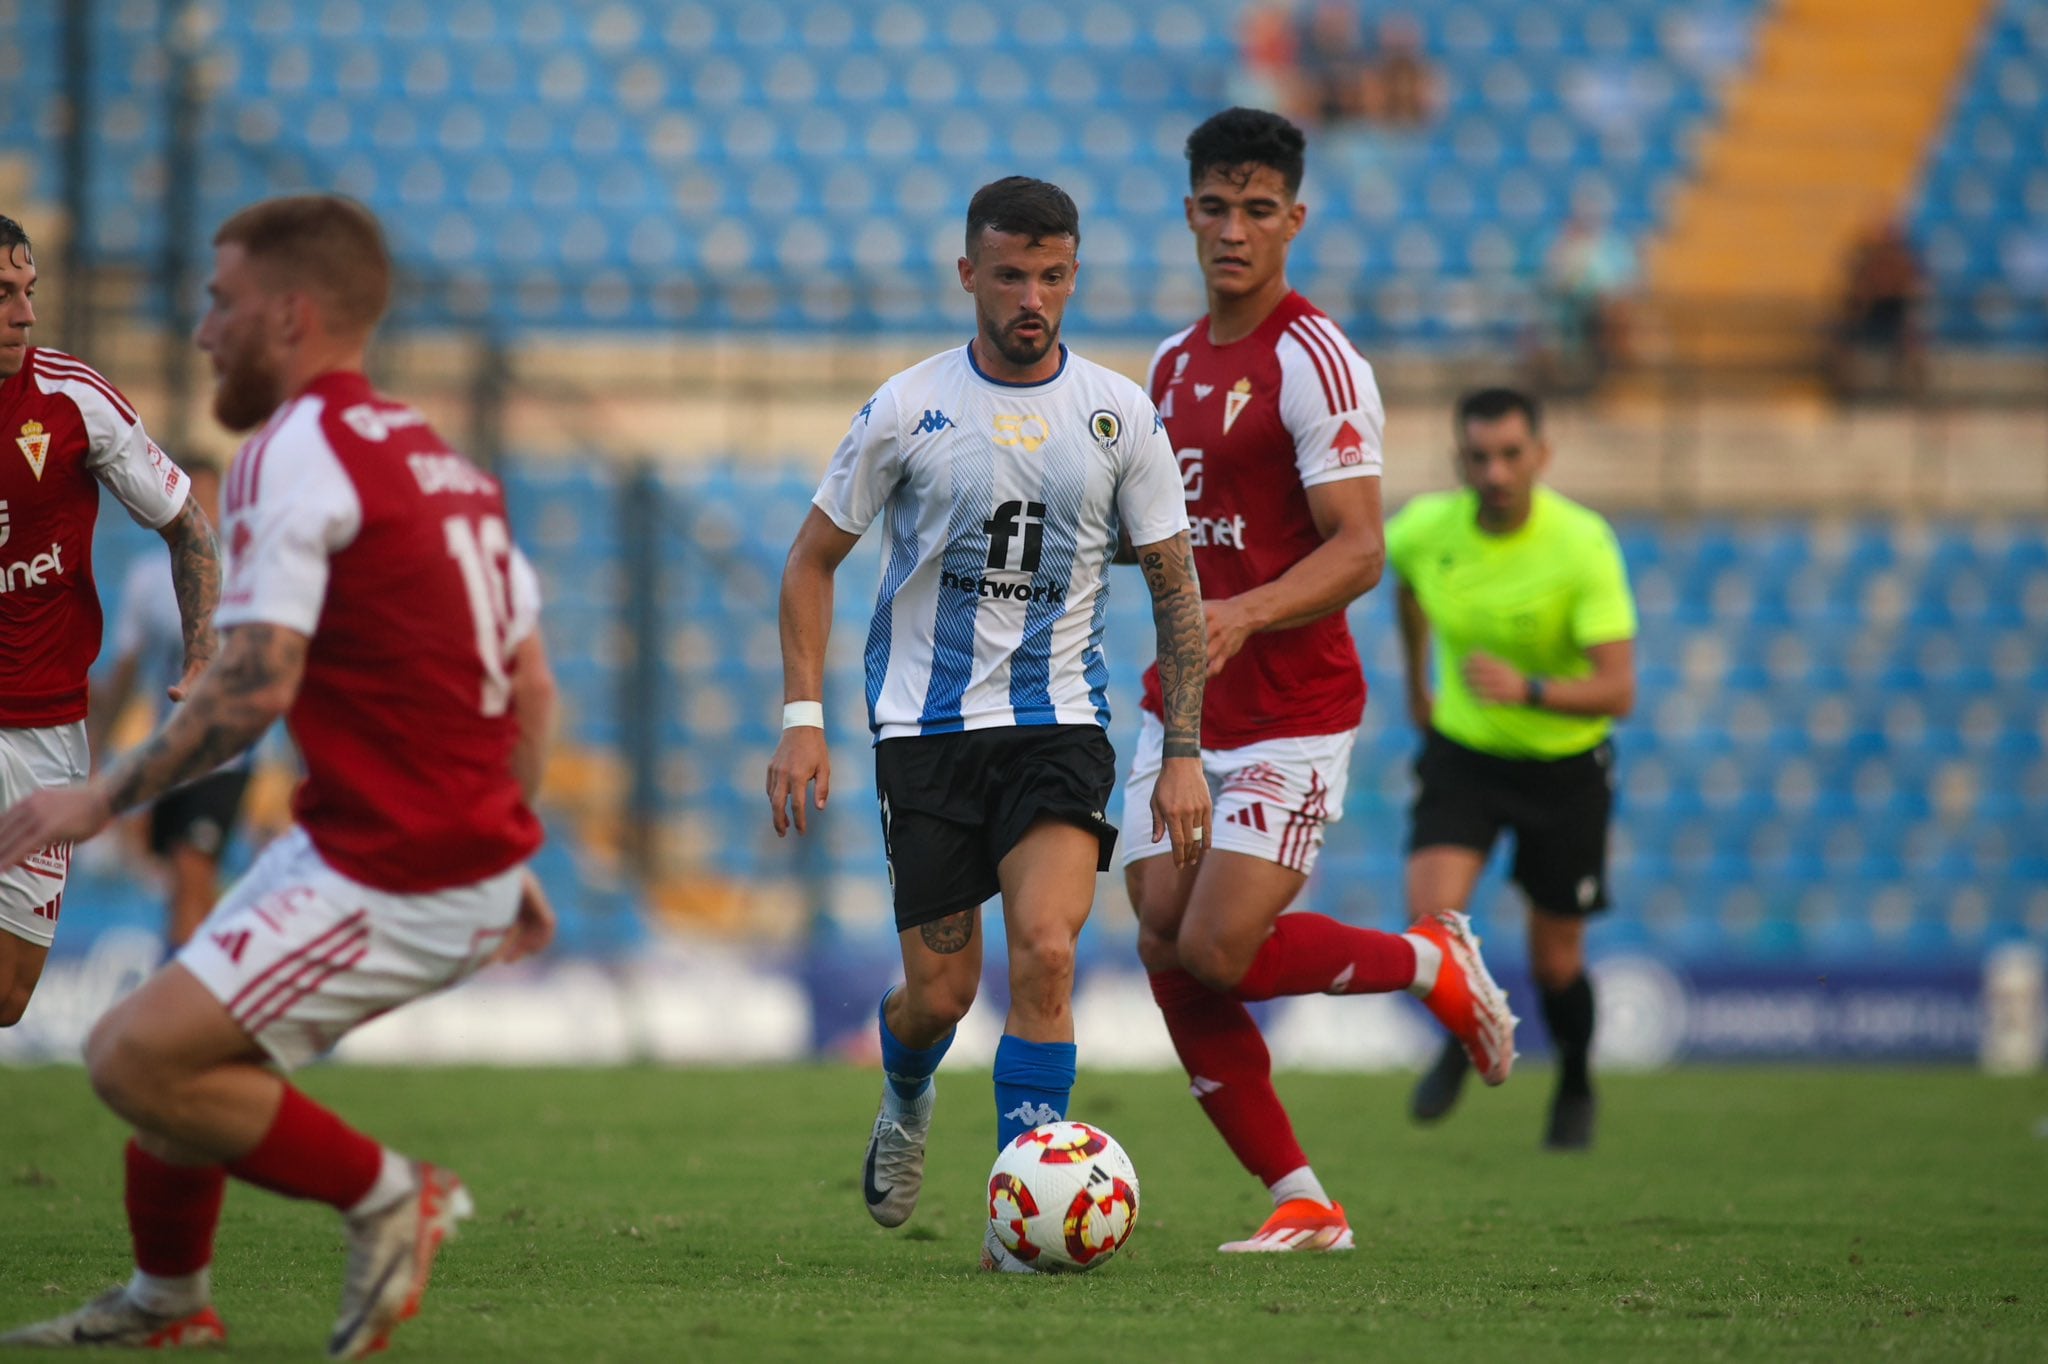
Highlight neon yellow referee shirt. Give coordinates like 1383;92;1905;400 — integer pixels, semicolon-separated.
1385;486;1637;760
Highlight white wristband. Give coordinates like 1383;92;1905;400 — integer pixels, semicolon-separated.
782;701;825;730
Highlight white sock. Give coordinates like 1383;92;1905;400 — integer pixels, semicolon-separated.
1267;1166;1333;1209
345;1147;415;1220
1403;932;1445;996
127;1267;209;1317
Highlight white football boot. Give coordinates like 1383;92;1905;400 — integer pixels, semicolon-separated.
861;1082;935;1228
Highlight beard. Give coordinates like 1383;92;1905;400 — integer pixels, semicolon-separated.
210;351;285;432
983;310;1058;369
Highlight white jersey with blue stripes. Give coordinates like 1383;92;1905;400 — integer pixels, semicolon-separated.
813;342;1190;741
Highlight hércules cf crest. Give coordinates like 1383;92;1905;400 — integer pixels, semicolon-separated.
17;419;51;480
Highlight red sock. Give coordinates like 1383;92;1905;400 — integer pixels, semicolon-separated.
1149;968;1307;1186
1231;913;1417;1002
224;1085;381;1211
124;1140;226;1276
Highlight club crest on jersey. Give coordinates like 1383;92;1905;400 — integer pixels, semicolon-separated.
1088;409;1120;451
1333;419;1367;466
16;420;50;480
1224;379;1253;434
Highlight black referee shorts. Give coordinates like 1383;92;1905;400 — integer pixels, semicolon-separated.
1407;729;1614;916
148;769;252;859
873;724;1119;933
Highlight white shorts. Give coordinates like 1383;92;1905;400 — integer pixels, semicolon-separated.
178;826;524;1070
1118;711;1355;877
0;723;88;949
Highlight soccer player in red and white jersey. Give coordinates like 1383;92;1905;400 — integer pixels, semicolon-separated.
1123;109;1517;1253
0;196;559;1358
0;212;221;1025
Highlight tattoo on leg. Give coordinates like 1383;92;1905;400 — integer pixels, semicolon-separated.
920;911;975;955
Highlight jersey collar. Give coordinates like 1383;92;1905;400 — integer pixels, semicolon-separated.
964;341;1069;390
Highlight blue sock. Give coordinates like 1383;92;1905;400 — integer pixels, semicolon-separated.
992;1034;1077;1150
878;990;952;1103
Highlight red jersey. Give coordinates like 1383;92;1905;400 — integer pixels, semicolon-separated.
0;348;189;728
1140;292;1384;750
217;371;543;893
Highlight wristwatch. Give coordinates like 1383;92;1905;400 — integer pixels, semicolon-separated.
1525;676;1546;707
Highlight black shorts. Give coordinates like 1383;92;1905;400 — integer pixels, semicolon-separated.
1408;729;1614;916
148;770;251;859
873;725;1118;932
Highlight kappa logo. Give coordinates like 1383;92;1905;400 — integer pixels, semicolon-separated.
857;396;876;425
1003;1100;1064;1127
912;409;955;436
16;419;50;480
1223;378;1252;433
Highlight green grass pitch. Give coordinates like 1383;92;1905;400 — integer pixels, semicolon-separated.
4;1065;2045;1362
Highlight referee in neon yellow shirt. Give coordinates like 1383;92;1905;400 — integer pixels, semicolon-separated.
1387;387;1637;1149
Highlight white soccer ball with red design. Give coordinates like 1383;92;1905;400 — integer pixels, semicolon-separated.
986;1120;1140;1273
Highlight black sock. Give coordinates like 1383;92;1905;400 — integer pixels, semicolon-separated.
1539;974;1595;1097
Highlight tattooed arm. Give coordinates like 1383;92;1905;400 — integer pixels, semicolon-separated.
1134;531;1211;866
1136;531;1206;757
0;625;303;865
157;497;223;701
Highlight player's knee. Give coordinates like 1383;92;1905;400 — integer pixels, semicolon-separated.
84;1015;170;1123
901;975;977;1033
1175;932;1250;993
1007;924;1078;1003
1135;923;1180;975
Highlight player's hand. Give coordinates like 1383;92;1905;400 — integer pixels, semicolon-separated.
1203;597;1259;678
169;638;217;703
1463;653;1528;706
493;868;557;965
766;725;830;837
1149;756;1211;869
0;782;114;870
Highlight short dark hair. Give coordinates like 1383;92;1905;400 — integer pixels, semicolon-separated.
0;213;30;258
1185;107;1307;197
964;177;1080;258
181;454;223;479
1455;386;1542;435
212;194;391;334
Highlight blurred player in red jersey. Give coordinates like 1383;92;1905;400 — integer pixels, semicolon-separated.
1124;109;1517;1253
0;211;221;1025
0;196;559;1358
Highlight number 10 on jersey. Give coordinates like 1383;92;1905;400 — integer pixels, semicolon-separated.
444;513;517;716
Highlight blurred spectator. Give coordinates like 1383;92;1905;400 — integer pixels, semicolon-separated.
1232;4;1317;126
1828;217;1928;400
1537;205;1638;391
1360;14;1441;127
1297;1;1374;125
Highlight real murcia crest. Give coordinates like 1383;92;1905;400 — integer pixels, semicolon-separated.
1223;378;1252;433
16;420;50;480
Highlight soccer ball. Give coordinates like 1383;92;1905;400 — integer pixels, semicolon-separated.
986;1120;1140;1273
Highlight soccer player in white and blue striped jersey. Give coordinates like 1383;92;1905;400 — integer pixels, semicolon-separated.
766;177;1211;1271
